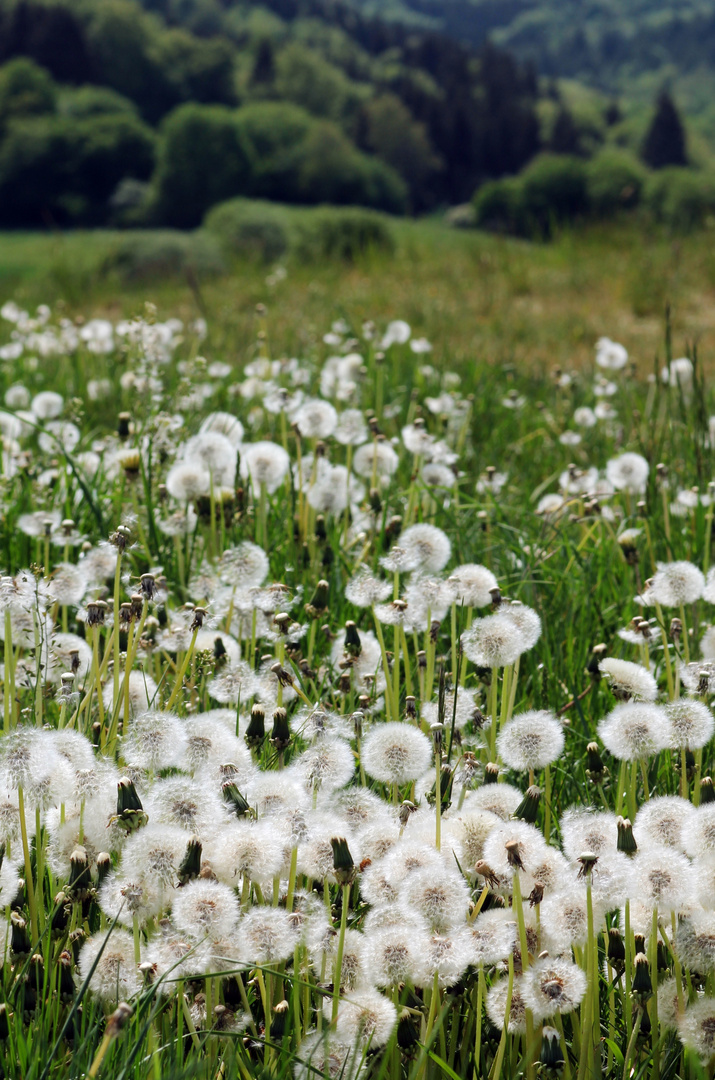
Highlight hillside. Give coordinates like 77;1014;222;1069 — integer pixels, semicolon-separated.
348;0;715;133
0;0;543;225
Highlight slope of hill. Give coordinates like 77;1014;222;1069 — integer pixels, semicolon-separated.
0;0;544;225
348;1;715;125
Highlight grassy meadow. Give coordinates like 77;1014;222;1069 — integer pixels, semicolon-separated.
0;217;714;1080
3;218;715;374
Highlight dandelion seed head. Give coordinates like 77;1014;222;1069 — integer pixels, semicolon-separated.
599;658;658;702
597;702;669;761
497;711;564;772
360;723;432;786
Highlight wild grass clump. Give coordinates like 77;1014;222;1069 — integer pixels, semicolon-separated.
0;296;711;1080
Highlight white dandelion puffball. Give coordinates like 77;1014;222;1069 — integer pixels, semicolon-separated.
165;460;210;502
294;398;338;440
703;567;715;605
486;976;527;1034
664;699;714;750
122;710;189;773
360;722;432;785
461;611;526;668
522;956;587;1020
497;710;565;772
678;995;715;1062
597;702;669;761
449;564;498;608
595;337;628;371
353;440;399;481
606;452;649;494
172;879;240;942
560;808;617;860
648;561;704;607
199;411;244;447
634;796;694;850
398;523;451;573
239;440;290;494
599;658;658;701
79;929;142;1005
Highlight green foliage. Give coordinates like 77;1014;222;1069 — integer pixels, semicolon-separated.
232;102;408;213
101;228;224;281
272;42;368;123
642;90;688;169
204;197;396;263
204;197;291;263
0;57;56;126
57;84;139;119
357;93;442;211
292;121;407;212
153;103;254;228
0;110;155;224
293;205;396;261
644;166;715;230
473;176;525;234
585;149;647;216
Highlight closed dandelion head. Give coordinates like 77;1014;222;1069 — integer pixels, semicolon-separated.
665;699;714;750
171;879;239;942
597;702;669;761
522;956;587;1020
599;658;658;702
461;612;526;668
360;722;432;786
497;710;564;772
634;796;694;851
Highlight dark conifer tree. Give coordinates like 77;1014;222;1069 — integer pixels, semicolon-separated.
643;90;688;168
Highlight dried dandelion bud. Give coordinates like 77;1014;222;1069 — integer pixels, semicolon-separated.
106;1002;134;1039
344;621;361;658
701;776;715;804
540;1026;564;1069
331;837;356;886
616;816;637;855
483;762;500;785
632;953;652;997
514;785;541;824
177;836;203;886
270;707;291;751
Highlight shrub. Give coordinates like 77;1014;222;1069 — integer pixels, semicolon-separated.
0;57;56;127
473;177;524;234
519;154;589;236
153;103;254;228
294;207;395;261
586;150;646;216
58;85;138;119
101;230;225;282
204;198;291;263
643;167;715;231
234;102;315;203
294;122;407;213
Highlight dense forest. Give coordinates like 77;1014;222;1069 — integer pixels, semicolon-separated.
0;0;543;225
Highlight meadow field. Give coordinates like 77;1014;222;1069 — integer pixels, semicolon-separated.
0;218;713;1080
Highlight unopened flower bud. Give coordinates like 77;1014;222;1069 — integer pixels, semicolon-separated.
514;785;541;824
331;837;356;886
177;836;203;886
